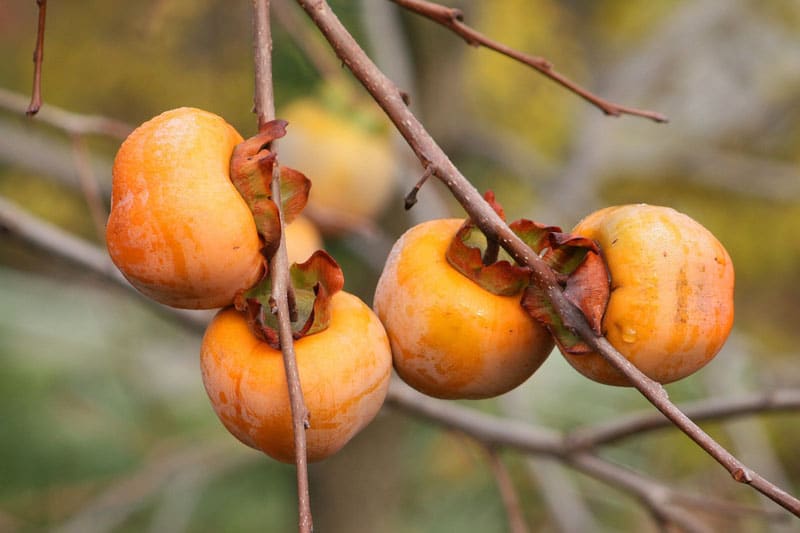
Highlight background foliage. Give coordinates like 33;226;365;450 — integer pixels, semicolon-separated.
1;1;799;531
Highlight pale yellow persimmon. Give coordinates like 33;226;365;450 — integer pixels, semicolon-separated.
373;219;554;399
106;107;263;309
278;99;395;233
285;215;323;265
200;291;392;463
565;204;735;386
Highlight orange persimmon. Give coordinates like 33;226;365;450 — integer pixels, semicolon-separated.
373;218;554;400
106;107;263;309
200;291;392;463
277;98;395;234
285;215;323;265
564;204;735;386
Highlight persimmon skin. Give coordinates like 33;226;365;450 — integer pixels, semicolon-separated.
200;291;392;463
278;99;394;233
565;204;735;386
285;215;323;265
106;107;263;309
373;219;554;400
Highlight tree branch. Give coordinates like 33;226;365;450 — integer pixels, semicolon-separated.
566;388;800;451
294;0;800;517
386;378;791;529
252;2;313;531
0;87;133;139
390;0;668;123
482;446;530;533
26;0;48;116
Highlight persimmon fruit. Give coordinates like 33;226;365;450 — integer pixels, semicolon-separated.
564;204;735;386
277;98;395;234
373;218;554;400
106;107;263;309
201;291;392;463
285;215;323;265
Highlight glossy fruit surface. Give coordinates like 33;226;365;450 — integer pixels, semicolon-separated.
564;204;735;385
201;291;392;463
106;107;262;309
277;99;395;233
373;219;553;400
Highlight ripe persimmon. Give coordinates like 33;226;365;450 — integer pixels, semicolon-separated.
106;107;263;309
564;204;735;386
373;218;554;400
201;291;392;463
285;215;323;265
277;98;395;234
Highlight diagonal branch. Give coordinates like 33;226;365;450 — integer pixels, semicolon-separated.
390;0;668;123
294;0;799;517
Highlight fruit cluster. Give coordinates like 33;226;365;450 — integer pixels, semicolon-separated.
108;107;735;464
107;107;392;463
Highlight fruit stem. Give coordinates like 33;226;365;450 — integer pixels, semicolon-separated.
482;236;499;266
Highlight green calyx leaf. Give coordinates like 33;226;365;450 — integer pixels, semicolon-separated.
230;120;311;260
235;250;345;350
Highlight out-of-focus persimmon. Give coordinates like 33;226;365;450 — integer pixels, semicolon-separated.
277;98;395;234
285;215;323;265
106;107;263;309
200;291;392;463
373;218;554;400
564;204;735;385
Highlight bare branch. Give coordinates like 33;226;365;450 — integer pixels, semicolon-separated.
0;87;133;139
390;0;668;123
252;2;313;531
0;195;209;332
26;0;48;115
482;446;530;533
567;388;800;450
70;134;108;243
387;378;789;529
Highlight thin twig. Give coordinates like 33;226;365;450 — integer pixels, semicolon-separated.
294;0;799;517
566;388;800;451
253;2;313;531
1;87;133;138
70;134;108;243
26;0;48;116
482;446;530;533
386;379;789;528
390;0;668;123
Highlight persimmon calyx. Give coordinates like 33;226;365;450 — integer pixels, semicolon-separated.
445;191;533;296
446;190;610;354
518;225;610;355
235;250;345;349
229;120;311;260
